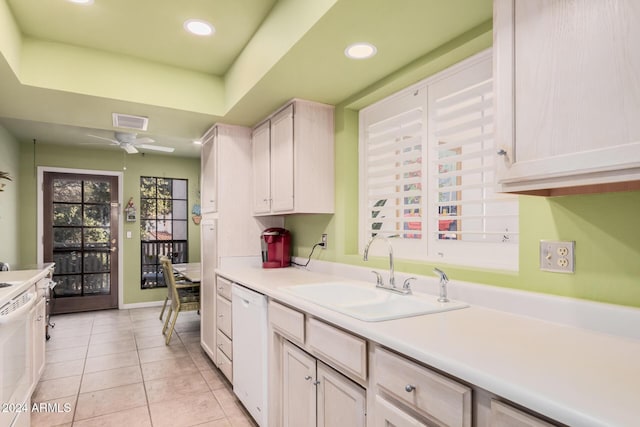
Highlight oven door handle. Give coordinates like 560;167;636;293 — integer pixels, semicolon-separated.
0;292;37;324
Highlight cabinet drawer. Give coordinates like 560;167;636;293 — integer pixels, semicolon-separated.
216;276;232;300
216;295;232;338
306;317;367;382
269;300;305;345
375;347;471;427
216;329;232;360
217;348;233;383
490;400;556;427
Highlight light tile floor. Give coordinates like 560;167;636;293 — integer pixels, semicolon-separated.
31;307;257;427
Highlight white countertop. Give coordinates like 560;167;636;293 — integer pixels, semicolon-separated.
216;265;640;427
0;266;53;306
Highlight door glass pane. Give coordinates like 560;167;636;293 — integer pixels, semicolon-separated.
173;220;187;240
53;228;82;248
173;179;187;199
84;274;110;295
53;179;81;202
84;205;110;226
157;200;173;220
54;275;82;296
141;199;156;218
141;220;156;240
84;228;110;248
53;204;82;226
53;252;82;274
141;177;156;198
84;180;111;203
157;179;171;198
84;252;110;273
173;200;187;219
156;221;172;240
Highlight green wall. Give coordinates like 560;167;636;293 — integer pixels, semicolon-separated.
285;28;640;309
18;143;201;305
0;124;20;266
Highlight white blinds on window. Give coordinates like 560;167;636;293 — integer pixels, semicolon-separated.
363;88;426;240
429;59;518;244
359;51;518;268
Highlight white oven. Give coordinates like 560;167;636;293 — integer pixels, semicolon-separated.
0;288;37;427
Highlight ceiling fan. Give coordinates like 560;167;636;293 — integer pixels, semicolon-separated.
87;131;175;154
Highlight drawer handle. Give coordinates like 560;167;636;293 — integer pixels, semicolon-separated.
497;149;507;156
405;384;416;393
218;314;224;317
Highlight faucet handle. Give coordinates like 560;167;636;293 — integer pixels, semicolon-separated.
371;271;384;287
403;277;417;289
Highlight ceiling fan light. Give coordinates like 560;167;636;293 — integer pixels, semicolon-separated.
184;19;215;36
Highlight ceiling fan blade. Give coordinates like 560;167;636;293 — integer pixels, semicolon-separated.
135;137;155;144
138;144;175;153
123;144;139;154
87;134;119;144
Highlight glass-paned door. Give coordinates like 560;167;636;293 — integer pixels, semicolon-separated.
140;177;188;289
43;172;119;313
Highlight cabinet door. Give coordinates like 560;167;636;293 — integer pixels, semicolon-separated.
252;121;272;214
200;220;217;360
316;361;366;427
282;341;316;427
490;400;556;427
201;131;218;213
270;104;295;213
31;294;47;387
495;0;640;193
374;395;427;427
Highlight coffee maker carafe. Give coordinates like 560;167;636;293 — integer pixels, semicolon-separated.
261;228;291;268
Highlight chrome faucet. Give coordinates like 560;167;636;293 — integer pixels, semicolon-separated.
364;234;411;294
433;268;449;302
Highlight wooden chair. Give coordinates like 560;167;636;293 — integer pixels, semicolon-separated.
159;268;188;321
160;256;200;345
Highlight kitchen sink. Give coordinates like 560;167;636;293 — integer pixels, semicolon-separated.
282;281;468;322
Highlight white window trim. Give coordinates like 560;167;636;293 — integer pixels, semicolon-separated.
358;49;519;271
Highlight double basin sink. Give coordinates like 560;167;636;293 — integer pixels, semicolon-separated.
282;281;468;322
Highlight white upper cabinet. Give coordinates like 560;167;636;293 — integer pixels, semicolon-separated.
494;0;640;195
200;126;218;213
252;99;335;215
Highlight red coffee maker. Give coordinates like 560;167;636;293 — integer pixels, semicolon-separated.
261;228;291;268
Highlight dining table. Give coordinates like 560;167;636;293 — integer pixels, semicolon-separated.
172;262;201;283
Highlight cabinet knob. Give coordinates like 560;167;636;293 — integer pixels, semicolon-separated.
497;149;507;156
304;375;312;381
218;314;224;318
405;384;416;393
313;380;321;386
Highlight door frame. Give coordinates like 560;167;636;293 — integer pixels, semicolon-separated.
37;166;124;309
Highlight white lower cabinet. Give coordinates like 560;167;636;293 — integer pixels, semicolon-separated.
215;277;233;382
490;400;556;427
30;288;47;390
374;395;426;427
373;346;472;427
282;340;366;427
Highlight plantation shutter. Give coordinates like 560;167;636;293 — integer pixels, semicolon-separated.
428;56;519;253
362;86;426;243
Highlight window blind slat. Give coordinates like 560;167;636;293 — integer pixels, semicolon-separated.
435;80;492;109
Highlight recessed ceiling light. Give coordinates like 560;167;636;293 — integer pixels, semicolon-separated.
184;19;215;36
344;42;377;59
193;140;203;145
68;0;94;4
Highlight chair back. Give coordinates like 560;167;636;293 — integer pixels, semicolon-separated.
160;256;180;309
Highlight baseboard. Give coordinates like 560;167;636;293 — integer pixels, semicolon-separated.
120;300;163;310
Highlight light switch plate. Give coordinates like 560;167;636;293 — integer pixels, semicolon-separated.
540;240;575;273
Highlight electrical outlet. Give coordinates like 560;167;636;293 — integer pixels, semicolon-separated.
321;233;328;250
540;240;575;273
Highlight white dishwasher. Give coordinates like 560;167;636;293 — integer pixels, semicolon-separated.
232;284;268;427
